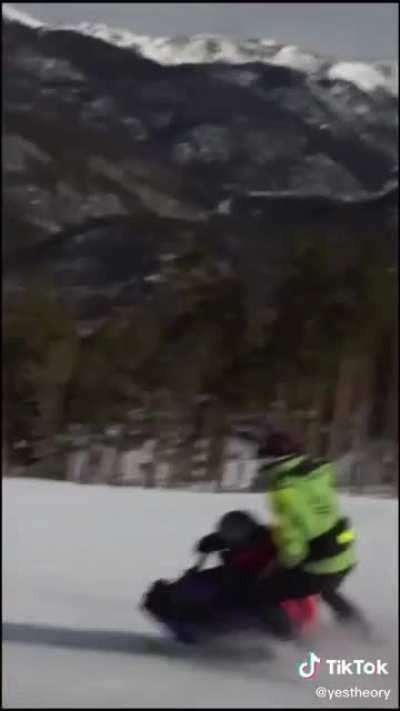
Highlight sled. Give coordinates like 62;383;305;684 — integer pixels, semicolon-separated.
142;567;319;644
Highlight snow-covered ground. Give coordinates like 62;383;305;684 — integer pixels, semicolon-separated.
3;478;398;708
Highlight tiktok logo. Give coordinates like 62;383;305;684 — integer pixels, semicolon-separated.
298;651;321;679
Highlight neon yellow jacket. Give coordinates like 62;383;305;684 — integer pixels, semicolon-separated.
261;456;357;574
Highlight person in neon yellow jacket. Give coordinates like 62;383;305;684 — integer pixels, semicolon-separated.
250;426;369;637
266;454;357;575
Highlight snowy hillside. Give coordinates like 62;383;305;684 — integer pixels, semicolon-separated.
3;478;398;708
67;28;398;96
2;3;43;28
2;3;397;96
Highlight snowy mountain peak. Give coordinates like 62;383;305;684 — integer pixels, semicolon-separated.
2;3;43;28
63;22;400;96
328;61;398;95
2;5;398;97
61;21;327;73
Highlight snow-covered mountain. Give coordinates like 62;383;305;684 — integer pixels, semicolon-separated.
64;25;326;71
3;3;398;96
2;2;43;28
68;27;399;96
3;2;398;321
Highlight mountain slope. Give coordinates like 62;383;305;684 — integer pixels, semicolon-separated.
2;6;398;319
2;2;43;28
5;3;395;97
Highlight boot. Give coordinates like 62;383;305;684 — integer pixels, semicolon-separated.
258;604;298;641
321;589;372;639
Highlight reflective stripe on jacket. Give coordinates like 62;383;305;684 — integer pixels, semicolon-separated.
261;455;357;574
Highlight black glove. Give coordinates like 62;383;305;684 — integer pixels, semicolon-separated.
195;532;224;554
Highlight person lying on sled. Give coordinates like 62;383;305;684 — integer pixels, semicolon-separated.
143;509;318;643
191;509;318;636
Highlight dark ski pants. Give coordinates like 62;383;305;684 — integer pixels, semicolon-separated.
170;566;256;622
254;565;360;620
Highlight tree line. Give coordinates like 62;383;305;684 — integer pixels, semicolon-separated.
3;230;397;480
